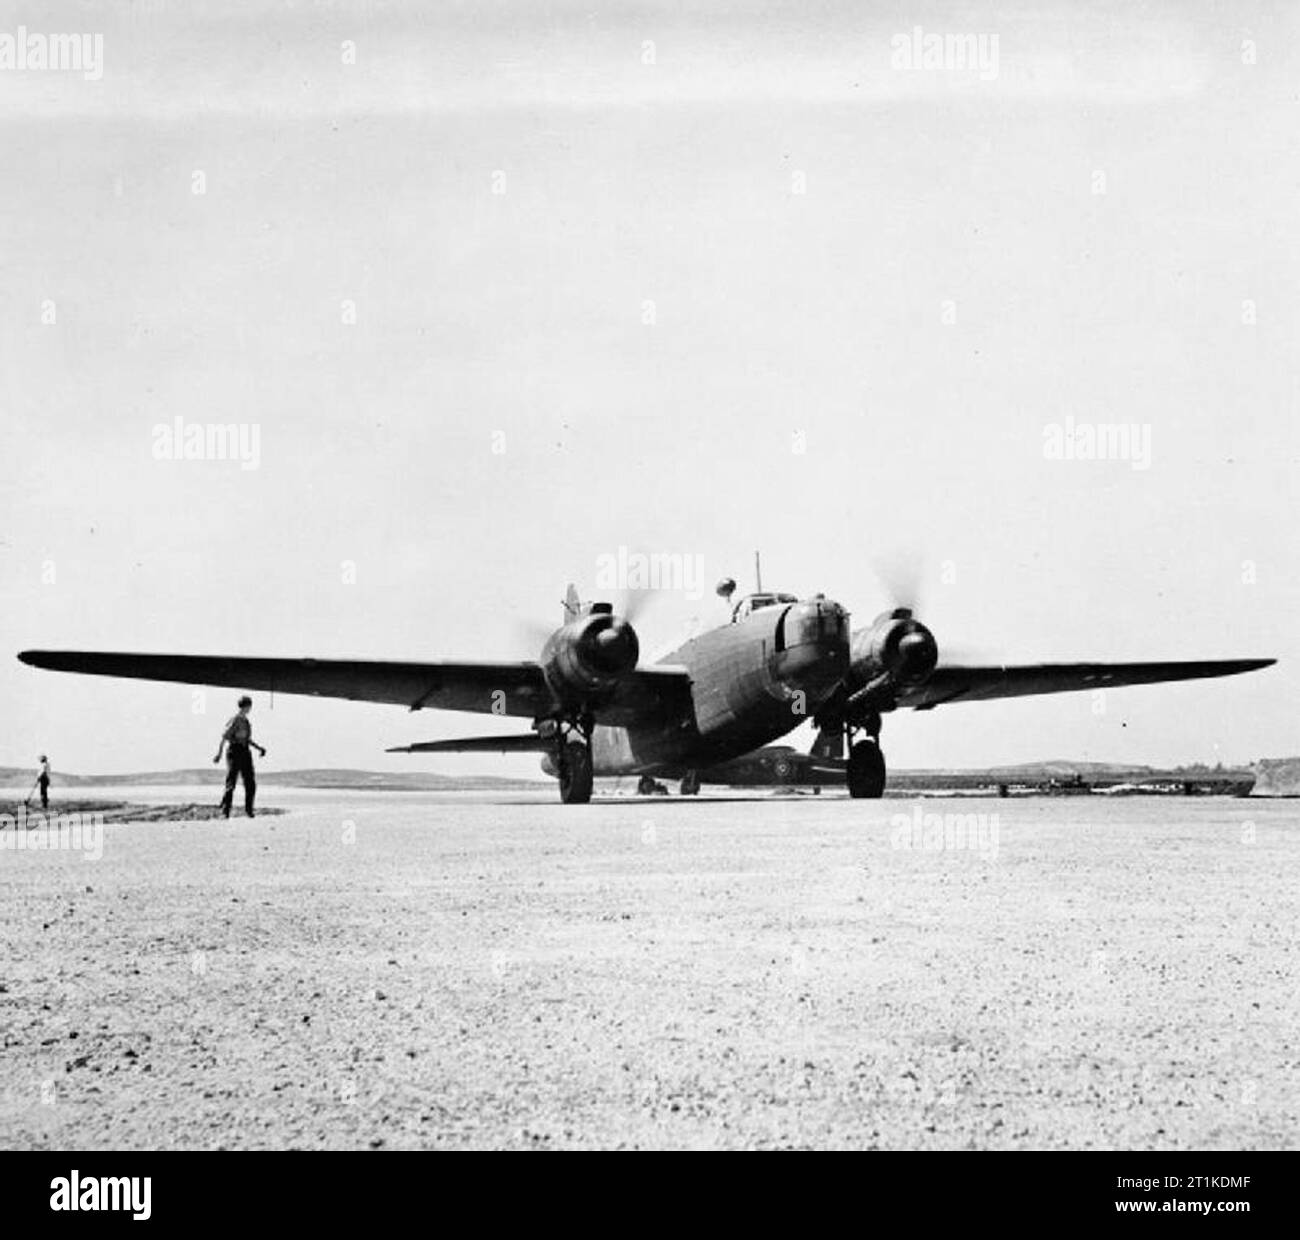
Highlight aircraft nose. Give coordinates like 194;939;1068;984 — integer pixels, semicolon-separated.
773;600;850;688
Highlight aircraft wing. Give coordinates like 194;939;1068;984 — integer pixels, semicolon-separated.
897;658;1275;710
16;650;692;727
387;734;545;754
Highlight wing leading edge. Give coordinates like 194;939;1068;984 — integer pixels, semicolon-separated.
15;650;691;727
897;658;1275;710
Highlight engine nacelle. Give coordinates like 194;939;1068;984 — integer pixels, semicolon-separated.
540;605;640;707
849;608;938;689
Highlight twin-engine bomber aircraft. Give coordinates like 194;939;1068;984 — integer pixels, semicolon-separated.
18;569;1274;803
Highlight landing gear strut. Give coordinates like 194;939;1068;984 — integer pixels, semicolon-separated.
680;770;701;796
845;711;886;799
553;714;594;804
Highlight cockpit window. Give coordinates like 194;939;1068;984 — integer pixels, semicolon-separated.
732;592;799;622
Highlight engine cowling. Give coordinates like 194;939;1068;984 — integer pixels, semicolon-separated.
540;606;640;707
849;608;938;689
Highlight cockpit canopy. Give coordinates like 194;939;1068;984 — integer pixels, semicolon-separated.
730;591;799;623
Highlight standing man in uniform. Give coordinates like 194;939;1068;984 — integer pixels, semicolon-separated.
36;755;51;809
214;695;267;818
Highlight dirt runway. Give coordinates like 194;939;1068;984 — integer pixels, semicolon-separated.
1;791;1295;1149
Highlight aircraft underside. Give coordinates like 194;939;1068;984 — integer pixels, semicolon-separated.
545;711;888;800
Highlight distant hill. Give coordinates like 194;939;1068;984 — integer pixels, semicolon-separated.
0;766;548;791
895;760;1255;780
0;759;1262;793
984;760;1156;776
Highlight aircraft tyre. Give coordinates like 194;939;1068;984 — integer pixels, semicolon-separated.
847;739;886;799
680;771;701;796
559;739;594;804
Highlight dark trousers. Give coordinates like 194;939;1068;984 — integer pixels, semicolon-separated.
38;776;49;809
221;744;256;815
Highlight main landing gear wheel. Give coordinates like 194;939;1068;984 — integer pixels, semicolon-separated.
847;739;886;799
636;774;657;796
558;738;594;804
680;771;701;796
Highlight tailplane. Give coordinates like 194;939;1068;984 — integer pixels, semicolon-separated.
388;734;545;754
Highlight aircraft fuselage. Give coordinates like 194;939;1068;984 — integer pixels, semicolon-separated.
544;595;850;778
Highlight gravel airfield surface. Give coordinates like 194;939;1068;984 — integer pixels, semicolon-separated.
2;790;1296;1150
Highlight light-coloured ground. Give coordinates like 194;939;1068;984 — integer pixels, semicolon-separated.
1;790;1295;1150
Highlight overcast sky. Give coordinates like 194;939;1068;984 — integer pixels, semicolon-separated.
2;1;1295;777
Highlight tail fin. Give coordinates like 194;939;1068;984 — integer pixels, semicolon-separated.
563;584;584;623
